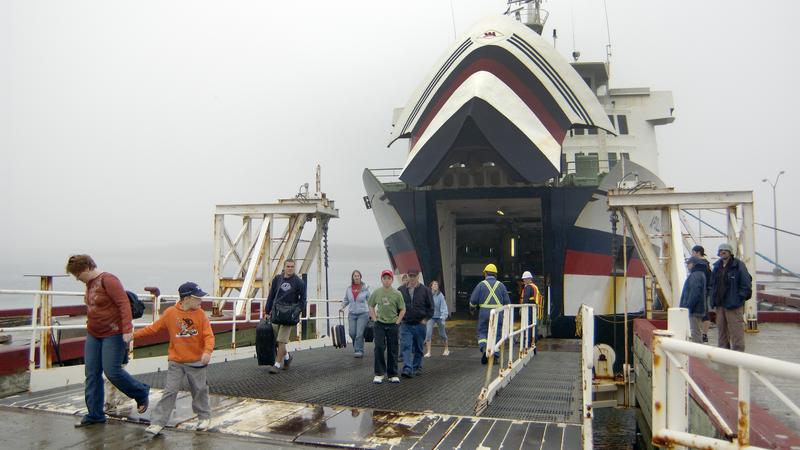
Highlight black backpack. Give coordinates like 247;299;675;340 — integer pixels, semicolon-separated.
127;291;145;319
101;276;145;319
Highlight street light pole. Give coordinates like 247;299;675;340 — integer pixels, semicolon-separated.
762;171;785;275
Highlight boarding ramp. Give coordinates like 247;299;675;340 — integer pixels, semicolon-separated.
0;289;591;448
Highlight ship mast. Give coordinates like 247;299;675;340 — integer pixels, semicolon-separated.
506;0;549;35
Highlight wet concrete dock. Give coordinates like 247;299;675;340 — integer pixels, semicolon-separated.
0;340;584;449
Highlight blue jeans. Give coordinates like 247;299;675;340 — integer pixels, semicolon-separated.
348;312;369;353
400;322;426;374
84;333;150;422
425;318;448;342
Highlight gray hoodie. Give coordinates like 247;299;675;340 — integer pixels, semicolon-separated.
342;283;371;315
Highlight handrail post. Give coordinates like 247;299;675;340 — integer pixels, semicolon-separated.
231;299;238;349
581;305;594;450
38;276;54;369
738;367;750;446
667;307;689;449
652;329;670;446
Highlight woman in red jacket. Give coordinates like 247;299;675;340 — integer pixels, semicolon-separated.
66;254;150;427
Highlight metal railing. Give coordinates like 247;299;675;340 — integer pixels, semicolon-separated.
0;289;346;371
474;303;537;415
652;308;800;449
580;304;595;450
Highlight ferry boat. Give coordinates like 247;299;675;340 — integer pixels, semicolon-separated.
363;1;674;340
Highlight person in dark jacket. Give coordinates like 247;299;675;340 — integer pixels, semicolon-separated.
680;256;708;343
710;243;752;352
692;245;713;342
398;270;434;378
265;259;307;373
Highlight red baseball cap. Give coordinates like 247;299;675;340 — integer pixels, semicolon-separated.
380;269;394;279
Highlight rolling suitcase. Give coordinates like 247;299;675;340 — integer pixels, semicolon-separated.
256;318;276;366
331;311;347;348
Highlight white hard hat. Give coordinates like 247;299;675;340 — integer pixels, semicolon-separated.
522;271;533;279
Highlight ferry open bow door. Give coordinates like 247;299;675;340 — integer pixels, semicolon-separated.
436;201;458;314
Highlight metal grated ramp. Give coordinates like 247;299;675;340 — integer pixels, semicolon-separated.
481;350;582;423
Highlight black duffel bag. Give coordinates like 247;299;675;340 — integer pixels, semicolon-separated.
272;301;302;326
364;319;375;343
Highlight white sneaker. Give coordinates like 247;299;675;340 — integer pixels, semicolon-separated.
372;375;384;384
196;419;211;431
442;349;450;356
389;376;400;383
424;352;431;358
145;424;163;435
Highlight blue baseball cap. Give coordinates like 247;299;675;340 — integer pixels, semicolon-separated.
178;282;208;299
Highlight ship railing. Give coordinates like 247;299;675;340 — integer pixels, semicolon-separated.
0;289;347;371
367;167;404;184
652;307;800;450
474;303;537;415
579;304;594;450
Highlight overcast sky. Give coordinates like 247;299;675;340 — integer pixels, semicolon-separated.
2;0;799;296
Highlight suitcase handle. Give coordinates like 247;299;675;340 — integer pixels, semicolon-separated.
338;310;345;324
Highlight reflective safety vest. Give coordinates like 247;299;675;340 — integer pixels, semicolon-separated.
480;280;503;308
520;283;541;305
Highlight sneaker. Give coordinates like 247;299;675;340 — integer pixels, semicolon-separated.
354;352;363;358
414;368;423;376
372;375;384;384
145;424;163;435
442;350;450;356
389;376;400;383
401;370;413;379
74;416;106;428
481;353;488;365
424;352;431;358
493;354;500;365
268;365;280;374
283;354;292;370
196;419;211;431
702;334;709;343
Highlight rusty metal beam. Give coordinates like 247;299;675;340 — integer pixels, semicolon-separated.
622;206;674;307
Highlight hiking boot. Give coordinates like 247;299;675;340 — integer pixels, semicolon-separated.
389;376;400;383
372;375;384;384
145;424;163;435
401;370;413;378
74;416;106;428
481;353;488;365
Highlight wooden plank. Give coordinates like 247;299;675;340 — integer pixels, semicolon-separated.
456;418;494;449
498;422;528;450
541;423;564;450
562;425;581;450
521;422;545;449
412;416;458;450
481;419;512;448
431;418;474;449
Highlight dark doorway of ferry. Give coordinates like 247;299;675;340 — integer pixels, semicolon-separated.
435;198;544;319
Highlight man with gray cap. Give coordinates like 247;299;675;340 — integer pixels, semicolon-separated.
680;257;708;343
710;243;752;351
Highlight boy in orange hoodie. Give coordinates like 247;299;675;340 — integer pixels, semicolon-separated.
134;282;214;435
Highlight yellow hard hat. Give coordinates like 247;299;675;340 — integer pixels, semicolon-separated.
483;263;498;274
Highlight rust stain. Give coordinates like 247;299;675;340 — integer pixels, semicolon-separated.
737;400;749;446
654;401;662;412
653;353;661;366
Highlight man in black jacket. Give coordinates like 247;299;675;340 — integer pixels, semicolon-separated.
398;270;434;378
710;243;752;352
680;256;707;343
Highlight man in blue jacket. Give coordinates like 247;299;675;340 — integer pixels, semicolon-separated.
680;256;707;343
710;243;752;352
470;264;510;365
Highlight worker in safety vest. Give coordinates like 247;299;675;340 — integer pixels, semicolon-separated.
469;263;510;365
520;271;541;348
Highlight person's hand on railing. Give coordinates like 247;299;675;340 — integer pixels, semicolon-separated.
144;287;160;298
